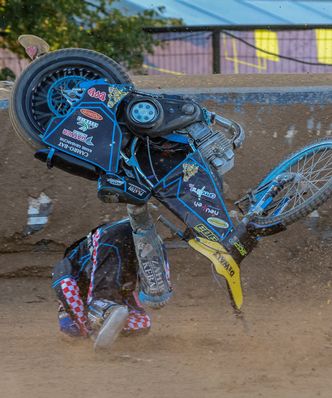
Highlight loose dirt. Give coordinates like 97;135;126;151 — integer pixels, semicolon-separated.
0;218;331;398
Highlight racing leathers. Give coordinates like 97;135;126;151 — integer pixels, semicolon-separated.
52;219;151;337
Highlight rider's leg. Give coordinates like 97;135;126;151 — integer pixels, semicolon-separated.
53;220;153;342
86;221;151;344
52;256;90;337
127;204;172;308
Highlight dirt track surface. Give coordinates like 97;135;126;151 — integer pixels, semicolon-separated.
1;217;332;398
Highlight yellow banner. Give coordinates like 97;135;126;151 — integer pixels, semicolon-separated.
255;30;279;62
316;29;332;64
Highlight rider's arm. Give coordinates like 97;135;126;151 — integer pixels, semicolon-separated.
52;243;91;336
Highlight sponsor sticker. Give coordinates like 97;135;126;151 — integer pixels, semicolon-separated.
194;201;220;216
189;184;216;200
58;137;91;157
128;184;146;197
87;87;106;101
107;177;124;187
62;128;94;146
229;236;248;256
183;163;198;182
194;224;219;242
207;217;229;229
77;116;99;132
107;86;128;108
214;252;235;277
234;241;248;256
80;109;103;121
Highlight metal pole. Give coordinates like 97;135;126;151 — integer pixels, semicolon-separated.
212;30;221;74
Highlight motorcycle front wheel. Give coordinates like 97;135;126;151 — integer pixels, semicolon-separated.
249;137;332;226
9;48;133;150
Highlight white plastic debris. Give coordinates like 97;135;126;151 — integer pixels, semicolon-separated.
25;192;53;235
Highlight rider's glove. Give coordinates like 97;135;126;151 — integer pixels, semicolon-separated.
58;312;83;337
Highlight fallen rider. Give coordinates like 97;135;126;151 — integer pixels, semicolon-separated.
51;218;171;349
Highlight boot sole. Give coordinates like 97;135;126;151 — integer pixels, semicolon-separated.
93;306;129;351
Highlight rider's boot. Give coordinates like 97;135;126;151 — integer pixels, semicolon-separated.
88;298;128;351
127;204;172;309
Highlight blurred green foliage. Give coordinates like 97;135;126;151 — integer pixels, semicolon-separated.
0;66;15;80
0;0;181;68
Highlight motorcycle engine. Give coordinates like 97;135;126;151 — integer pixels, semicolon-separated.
185;122;235;176
122;92;234;176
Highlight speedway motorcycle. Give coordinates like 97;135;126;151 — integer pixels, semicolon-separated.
9;39;332;310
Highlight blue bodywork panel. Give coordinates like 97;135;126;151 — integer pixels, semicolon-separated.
42;81;131;173
153;151;233;242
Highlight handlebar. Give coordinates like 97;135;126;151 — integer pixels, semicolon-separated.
211;113;246;149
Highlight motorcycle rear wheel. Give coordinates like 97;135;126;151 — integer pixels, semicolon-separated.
9;48;133;150
249;137;332;226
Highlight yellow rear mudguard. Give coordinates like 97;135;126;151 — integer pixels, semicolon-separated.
188;237;243;309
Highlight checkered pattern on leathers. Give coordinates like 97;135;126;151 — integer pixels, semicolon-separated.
87;228;101;304
122;310;151;333
60;277;89;335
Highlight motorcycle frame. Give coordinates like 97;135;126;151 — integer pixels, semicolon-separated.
122;136;280;310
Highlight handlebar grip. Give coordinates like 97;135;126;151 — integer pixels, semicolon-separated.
232;122;245;149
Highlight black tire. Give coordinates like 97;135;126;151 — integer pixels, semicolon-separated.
9;48;133;149
249;137;332;226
